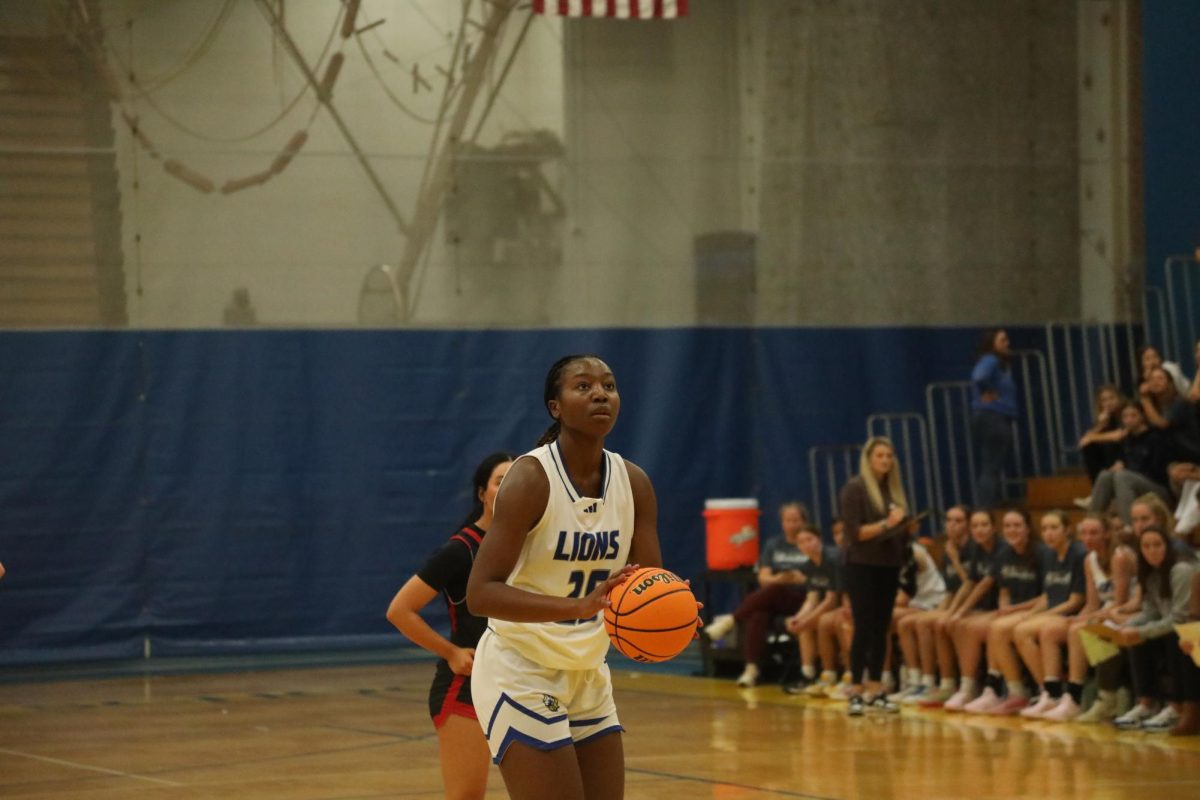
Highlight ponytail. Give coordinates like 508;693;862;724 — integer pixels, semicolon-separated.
535;421;561;447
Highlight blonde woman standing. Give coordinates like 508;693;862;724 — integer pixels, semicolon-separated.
838;437;919;715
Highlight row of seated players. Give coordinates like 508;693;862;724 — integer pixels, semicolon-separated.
703;500;1200;736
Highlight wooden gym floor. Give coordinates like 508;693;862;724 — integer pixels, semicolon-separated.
2;656;1200;799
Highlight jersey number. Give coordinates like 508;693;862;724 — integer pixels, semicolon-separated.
561;569;610;626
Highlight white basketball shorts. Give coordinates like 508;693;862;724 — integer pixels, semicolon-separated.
471;628;623;764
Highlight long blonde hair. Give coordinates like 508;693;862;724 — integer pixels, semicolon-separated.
1132;492;1175;538
859;436;907;515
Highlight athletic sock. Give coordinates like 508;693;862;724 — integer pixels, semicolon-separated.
939;677;956;691
1044;678;1062;699
921;673;936;688
986;671;1003;693
1066;682;1083;704
802;664;817;680
961;677;978;695
906;668;921;688
1006;681;1028;699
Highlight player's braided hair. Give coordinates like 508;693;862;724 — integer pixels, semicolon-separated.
535;353;601;446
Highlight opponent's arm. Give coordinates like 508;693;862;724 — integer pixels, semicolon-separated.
386;576;475;674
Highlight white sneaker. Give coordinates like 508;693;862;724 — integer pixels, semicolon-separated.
735;663;760;688
918;684;957;708
1020;691;1058;719
1042;694;1082;723
964;686;1002;714
805;678;836;697
1076;692;1117;724
705;614;735;642
901;686;930;705
1114;703;1156;730
1142;706;1181;732
942;688;975;712
1073;495;1092;510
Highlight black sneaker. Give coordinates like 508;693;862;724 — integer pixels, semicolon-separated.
782;679;809;695
847;694;865;716
866;694;900;714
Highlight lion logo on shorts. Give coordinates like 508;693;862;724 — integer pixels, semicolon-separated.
541;694;560;712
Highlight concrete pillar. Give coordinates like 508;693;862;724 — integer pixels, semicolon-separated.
1077;0;1142;324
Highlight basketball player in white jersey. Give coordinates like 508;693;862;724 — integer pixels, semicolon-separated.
467;354;663;800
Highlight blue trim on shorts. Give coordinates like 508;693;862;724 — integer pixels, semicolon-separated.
572;724;624;747
568;715;610;727
483;692;566;739
493;730;574;765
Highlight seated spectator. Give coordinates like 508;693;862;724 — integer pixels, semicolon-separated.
830;517;846;549
944;510;1009;711
897;506;973;707
1077;385;1126;500
1173;568;1200;735
1088;402;1173;524
1042;513;1137;722
1130;492;1199;563
1140;366;1200;464
888;540;948;704
783;525;844;693
1138;344;1191;397
704;502;810;687
1012;511;1088;717
1111;526;1197;732
964;509;1051;715
800;517;853;698
1172;462;1200;540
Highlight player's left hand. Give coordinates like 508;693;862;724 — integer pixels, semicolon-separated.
683;578;705;639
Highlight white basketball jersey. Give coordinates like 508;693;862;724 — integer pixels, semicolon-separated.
490;441;635;670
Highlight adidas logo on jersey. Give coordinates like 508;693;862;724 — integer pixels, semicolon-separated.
582;502;598;513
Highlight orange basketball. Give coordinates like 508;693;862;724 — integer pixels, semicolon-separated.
604;567;699;663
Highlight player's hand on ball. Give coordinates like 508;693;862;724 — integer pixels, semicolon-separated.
681;578;706;639
448;646;475;676
577;564;640;617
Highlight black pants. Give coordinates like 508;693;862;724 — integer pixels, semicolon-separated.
1081;440;1120;484
1128;633;1200;703
845;561;901;684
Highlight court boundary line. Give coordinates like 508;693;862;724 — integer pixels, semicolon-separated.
0;746;184;787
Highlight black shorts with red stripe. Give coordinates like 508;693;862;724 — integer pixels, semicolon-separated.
428;660;477;728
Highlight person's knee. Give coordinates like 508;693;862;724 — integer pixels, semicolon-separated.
1113;470;1136;488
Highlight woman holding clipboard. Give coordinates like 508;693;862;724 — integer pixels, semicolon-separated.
838;436;921;715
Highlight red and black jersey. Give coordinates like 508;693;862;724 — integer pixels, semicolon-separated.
416;523;487;651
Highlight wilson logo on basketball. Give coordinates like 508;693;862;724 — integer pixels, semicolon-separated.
630;571;680;596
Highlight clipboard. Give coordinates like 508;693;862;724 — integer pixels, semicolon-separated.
878;510;930;540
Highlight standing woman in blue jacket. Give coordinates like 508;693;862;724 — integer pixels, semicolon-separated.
970;329;1017;510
